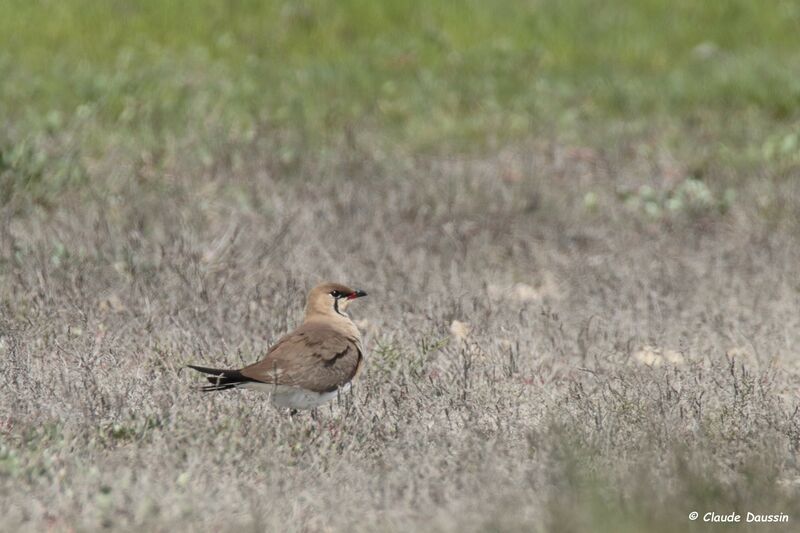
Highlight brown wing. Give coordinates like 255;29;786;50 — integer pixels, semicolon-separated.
240;323;362;393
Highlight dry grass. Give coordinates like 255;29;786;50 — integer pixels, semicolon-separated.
1;137;800;532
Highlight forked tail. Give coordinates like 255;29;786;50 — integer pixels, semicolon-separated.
187;365;256;392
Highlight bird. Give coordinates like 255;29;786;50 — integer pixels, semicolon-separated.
187;282;368;410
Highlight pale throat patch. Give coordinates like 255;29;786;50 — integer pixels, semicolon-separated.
333;296;350;316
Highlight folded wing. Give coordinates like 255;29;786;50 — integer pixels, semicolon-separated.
240;323;362;393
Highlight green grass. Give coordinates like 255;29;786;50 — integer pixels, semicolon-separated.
2;0;799;156
2;4;800;530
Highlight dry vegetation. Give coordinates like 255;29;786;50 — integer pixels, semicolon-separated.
2;2;800;530
2;136;800;532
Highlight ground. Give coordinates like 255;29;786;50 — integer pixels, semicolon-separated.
1;1;800;532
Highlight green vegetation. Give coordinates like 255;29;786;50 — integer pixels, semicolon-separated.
2;2;800;531
2;0;799;156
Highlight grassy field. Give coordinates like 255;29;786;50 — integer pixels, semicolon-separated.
2;1;800;532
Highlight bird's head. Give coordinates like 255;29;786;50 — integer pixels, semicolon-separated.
306;282;368;318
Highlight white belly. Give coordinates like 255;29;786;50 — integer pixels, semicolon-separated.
239;382;351;409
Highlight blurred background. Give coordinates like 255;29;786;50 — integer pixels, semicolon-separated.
2;0;799;204
2;2;800;532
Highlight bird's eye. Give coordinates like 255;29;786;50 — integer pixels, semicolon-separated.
330;290;341;298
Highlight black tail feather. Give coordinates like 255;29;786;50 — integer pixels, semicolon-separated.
187;364;255;392
199;383;239;392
